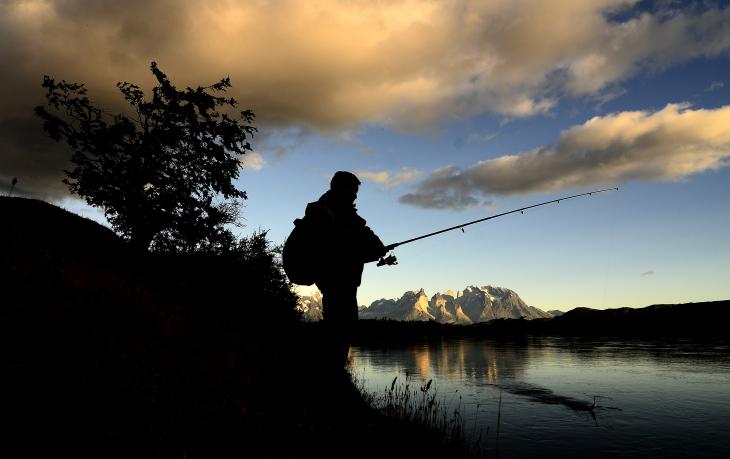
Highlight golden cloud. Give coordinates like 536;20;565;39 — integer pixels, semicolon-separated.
3;0;730;196
401;103;730;209
357;168;423;188
5;1;730;128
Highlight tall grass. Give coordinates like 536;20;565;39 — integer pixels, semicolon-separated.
350;370;487;458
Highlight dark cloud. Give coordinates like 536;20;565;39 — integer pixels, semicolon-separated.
641;270;655;277
0;0;191;197
398;166;480;209
3;1;730;198
0;118;71;198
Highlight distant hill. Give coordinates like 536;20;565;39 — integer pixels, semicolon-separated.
530;301;730;336
346;300;730;341
297;276;728;337
359;285;552;323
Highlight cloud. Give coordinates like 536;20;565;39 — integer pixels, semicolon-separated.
4;1;730;196
357;168;423;189
467;132;498;144
400;103;730;209
239;151;266;172
0;118;71;198
641;270;655;277
706;81;725;92
482;201;497;212
399;166;480;209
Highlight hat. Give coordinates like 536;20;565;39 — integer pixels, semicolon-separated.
330;171;361;188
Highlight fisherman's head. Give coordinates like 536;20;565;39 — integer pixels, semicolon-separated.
330;171;360;204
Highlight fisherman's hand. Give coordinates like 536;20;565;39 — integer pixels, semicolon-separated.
361;238;388;263
379;244;389;258
377;254;398;267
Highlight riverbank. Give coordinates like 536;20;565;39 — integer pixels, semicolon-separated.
1;197;477;458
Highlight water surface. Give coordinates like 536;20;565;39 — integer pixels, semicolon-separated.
350;337;730;458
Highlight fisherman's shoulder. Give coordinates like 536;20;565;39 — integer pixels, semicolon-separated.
305;201;335;221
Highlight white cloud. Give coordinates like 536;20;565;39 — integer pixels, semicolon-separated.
239;151;266;171
482;201;497;212
401;103;730;209
467;132;498;144
357;168;423;189
706;81;725;92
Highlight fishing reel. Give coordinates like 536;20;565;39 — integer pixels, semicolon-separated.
377;254;398;267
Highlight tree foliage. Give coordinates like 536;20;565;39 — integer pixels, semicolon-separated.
35;62;256;253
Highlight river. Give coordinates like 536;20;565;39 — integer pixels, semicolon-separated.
349;337;730;458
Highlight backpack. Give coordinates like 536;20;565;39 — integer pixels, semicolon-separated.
282;217;321;286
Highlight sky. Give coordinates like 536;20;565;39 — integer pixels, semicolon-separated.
2;0;730;311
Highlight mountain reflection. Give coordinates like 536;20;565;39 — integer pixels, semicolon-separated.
351;335;730;457
351;338;529;385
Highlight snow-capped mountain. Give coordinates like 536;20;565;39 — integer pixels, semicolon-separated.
297;290;323;322
298;285;552;323
360;289;434;321
424;291;472;324
360;285;553;323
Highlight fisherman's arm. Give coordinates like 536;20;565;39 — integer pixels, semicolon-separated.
359;225;387;263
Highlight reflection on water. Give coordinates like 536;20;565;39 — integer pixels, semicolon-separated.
354;338;529;384
350;337;730;459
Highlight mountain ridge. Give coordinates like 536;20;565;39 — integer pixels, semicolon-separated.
300;285;553;323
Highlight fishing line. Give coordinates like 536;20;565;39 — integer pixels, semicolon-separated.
378;187;619;267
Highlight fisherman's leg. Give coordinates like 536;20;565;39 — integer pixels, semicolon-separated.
336;284;358;365
318;283;359;366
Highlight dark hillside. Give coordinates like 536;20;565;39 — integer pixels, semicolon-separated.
1;197;181;457
478;300;730;337
1;196;123;254
545;301;730;335
1;197;476;459
1;196;298;325
348;299;730;343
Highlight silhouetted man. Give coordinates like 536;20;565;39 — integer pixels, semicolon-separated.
306;171;387;363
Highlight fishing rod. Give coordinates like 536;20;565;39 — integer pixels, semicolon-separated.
377;187;619;266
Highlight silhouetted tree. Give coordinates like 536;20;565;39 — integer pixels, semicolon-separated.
35;62;255;252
